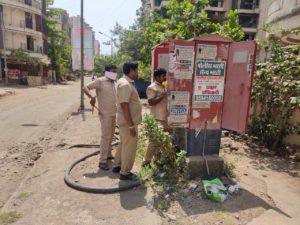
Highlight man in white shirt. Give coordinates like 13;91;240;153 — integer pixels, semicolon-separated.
142;68;168;166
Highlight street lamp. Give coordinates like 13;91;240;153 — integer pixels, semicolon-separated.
98;31;114;55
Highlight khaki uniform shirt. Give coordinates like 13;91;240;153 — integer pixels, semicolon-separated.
146;81;168;122
116;75;142;127
87;77;116;116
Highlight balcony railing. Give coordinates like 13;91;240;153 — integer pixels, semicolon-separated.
6;20;43;39
20;43;27;50
240;0;259;10
209;0;224;8
20;20;33;29
12;0;42;11
18;43;44;54
35;46;43;54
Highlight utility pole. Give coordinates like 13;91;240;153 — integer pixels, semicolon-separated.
80;0;84;110
98;31;114;55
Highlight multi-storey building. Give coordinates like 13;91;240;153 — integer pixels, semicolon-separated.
94;39;100;56
142;0;263;40
49;8;71;45
0;0;49;83
142;0;169;16
206;0;261;40
69;16;95;71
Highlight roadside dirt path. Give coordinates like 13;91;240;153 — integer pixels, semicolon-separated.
1;83;299;225
1;99;161;225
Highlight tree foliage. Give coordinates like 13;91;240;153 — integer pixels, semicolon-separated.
215;10;244;41
10;49;43;65
249;28;300;150
44;2;71;80
105;0;244;81
140;114;188;197
94;54;131;76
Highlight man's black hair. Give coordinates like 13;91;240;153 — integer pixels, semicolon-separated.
105;64;117;72
154;68;167;79
123;62;138;75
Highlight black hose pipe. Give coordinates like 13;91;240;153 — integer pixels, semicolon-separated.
64;135;141;193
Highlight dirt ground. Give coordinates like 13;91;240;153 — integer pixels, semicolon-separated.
0;82;300;225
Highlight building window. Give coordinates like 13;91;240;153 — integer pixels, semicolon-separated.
42;0;46;14
35;14;42;32
207;11;226;23
240;0;260;10
239;14;258;28
27;35;34;51
25;12;33;29
24;0;32;6
244;33;256;40
154;0;162;7
209;0;224;7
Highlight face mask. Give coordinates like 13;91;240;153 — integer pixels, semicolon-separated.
105;71;117;80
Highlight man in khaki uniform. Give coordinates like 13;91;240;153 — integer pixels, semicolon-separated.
142;68;168;166
113;62;142;180
83;64;117;170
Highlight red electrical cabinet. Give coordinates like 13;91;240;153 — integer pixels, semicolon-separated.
151;35;257;156
190;34;232;130
166;39;195;128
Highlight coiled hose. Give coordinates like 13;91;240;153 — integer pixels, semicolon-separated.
64;134;141;193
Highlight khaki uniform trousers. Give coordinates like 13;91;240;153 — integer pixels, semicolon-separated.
99;114;116;163
143;120;167;163
114;125;138;175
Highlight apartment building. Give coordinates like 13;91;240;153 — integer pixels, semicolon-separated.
69;16;95;71
142;0;169;16
49;8;71;45
206;0;261;40
142;0;262;40
0;0;48;83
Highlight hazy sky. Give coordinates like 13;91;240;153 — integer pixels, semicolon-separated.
52;0;142;54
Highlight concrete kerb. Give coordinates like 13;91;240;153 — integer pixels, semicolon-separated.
187;154;224;179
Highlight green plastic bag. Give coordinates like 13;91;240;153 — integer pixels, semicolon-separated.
202;178;228;202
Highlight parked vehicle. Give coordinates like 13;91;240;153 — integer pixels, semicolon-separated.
135;79;150;98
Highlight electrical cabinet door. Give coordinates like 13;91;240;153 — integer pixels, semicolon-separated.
152;46;169;82
221;41;257;133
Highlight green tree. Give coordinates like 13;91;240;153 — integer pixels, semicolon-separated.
44;2;71;80
104;0;245;81
93;54;131;77
216;10;245;41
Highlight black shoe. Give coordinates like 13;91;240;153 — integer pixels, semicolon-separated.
98;162;109;171
112;166;121;173
107;156;115;160
120;172;137;181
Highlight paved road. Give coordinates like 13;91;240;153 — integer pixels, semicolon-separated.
0;80;86;208
0;82;82;145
